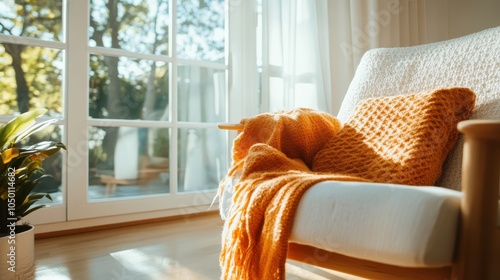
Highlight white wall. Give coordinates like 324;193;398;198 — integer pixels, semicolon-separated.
331;0;500;115
447;0;500;39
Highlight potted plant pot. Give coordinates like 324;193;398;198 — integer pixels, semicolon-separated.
0;225;35;280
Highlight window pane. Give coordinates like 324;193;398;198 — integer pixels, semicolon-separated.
177;65;225;122
21;125;65;206
178;128;226;192
176;0;225;62
89;55;170;120
89;0;169;55
89;126;170;200
0;1;63;41
0;44;63;116
269;76;284;112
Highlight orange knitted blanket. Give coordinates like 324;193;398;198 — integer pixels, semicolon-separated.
219;88;476;280
219;109;369;280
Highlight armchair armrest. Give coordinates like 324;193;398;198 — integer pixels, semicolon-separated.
217;123;244;131
455;120;500;279
458;120;500;141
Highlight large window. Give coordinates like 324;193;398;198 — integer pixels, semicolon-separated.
0;0;230;224
86;0;227;201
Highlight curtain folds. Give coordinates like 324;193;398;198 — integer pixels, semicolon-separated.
264;0;332;113
329;0;449;115
263;0;449;115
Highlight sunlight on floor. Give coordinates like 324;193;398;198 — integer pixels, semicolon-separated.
110;248;209;280
35;266;71;280
286;260;366;280
286;262;332;280
34;214;367;280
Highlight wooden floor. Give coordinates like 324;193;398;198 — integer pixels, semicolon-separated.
35;214;363;280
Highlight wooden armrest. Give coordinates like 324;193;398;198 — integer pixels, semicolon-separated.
217;123;244;131
455;119;500;279
458;120;500;141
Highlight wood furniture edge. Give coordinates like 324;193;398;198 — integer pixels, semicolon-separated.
217;123;244;131
457;120;500;141
454;120;500;279
287;242;452;280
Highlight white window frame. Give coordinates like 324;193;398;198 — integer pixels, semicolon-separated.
0;0;253;232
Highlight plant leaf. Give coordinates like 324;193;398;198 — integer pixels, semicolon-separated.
16;192;51;214
25;193;50;202
14;118;60;144
14;179;39;207
21;205;47;217
1;148;20;164
0;108;47;149
19;141;67;156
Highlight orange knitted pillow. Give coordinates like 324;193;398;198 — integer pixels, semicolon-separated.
312;87;476;186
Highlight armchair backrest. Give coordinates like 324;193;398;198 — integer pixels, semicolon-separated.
337;26;500;190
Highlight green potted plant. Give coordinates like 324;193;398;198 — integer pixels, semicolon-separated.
0;108;66;280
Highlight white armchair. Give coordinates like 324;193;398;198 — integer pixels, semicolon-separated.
219;26;500;279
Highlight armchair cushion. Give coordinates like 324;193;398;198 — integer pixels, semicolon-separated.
221;178;500;268
313;88;476;186
290;181;462;267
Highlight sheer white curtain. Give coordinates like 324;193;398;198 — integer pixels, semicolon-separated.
178;66;226;191
262;0;332;113
261;0;449;115
328;0;449;114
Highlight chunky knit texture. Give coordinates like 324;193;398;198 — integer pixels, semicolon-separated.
219;88;475;279
219;108;367;280
337;26;500;190
229;108;342;168
313;87;476;185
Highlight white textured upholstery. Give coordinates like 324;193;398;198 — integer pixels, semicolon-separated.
221;179;500;267
290;181;461;267
291;183;500;268
337;26;500;190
